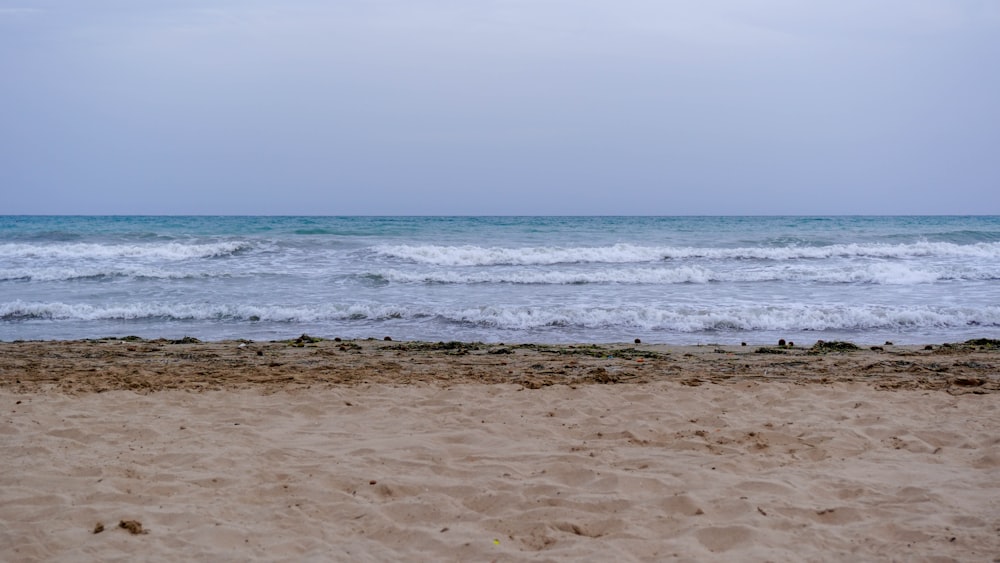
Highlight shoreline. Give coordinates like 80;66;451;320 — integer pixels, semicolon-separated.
2;337;998;394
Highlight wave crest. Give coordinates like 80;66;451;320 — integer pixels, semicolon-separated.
0;241;255;261
364;263;998;285
4;301;998;332
372;241;1000;266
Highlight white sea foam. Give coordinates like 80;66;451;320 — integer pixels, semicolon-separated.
369;266;715;285
372;241;1000;266
370;243;661;266
366;263;996;285
0;301;416;323
0;241;255;260
3;261;993;285
445;304;1000;332
4;300;998;332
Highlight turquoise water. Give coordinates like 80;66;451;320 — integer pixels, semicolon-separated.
2;216;999;344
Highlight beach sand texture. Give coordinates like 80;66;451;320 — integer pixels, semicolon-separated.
2;339;999;561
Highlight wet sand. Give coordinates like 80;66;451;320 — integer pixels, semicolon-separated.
1;338;998;561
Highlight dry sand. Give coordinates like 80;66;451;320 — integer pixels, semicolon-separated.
1;338;998;561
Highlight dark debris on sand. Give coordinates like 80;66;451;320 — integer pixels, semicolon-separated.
1;339;998;395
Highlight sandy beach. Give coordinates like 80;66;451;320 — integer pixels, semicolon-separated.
2;338;998;561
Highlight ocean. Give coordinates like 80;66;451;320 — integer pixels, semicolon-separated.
1;215;998;344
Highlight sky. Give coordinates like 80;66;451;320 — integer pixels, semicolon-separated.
1;1;999;215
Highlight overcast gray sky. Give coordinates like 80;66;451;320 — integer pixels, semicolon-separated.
1;1;998;215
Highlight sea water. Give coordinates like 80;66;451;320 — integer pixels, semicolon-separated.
1;216;998;344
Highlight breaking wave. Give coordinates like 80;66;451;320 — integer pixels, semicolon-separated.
4;301;998;332
371;241;1000;266
365;263;998;285
0;241;256;260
